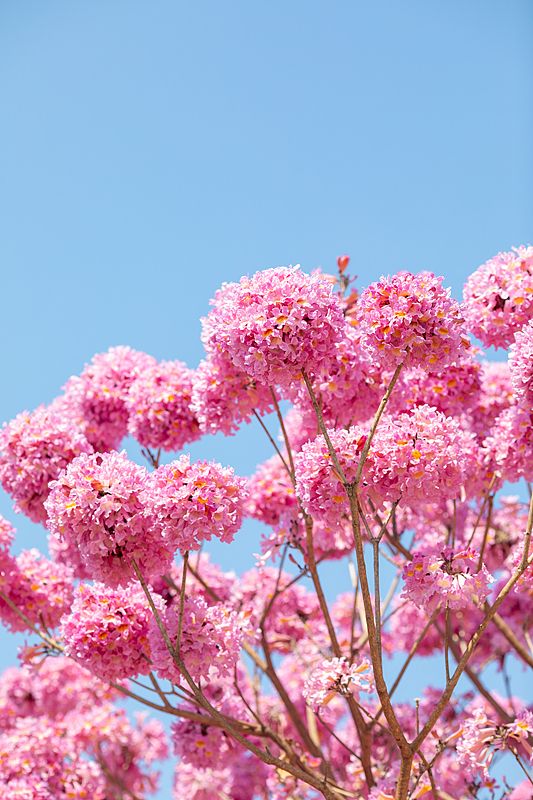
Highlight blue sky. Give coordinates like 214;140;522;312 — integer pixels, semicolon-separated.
0;1;532;796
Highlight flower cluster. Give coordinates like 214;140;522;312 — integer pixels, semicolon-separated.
402;548;493;611
191;356;274;436
147;455;246;553
63;346;157;451
355;271;469;370
202;266;347;388
303;657;373;711
509;319;533;406
244;454;297;526
126;359;201;450
149;596;243;685
45;450;172;585
0;406;92;524
462;245;533;348
60;582;156;681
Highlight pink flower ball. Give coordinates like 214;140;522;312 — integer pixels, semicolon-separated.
367;405;479;504
149;596;243;685
45;450;172;586
191;356;273;436
302;657;373;712
244;454;297;526
388;355;482;418
295;406;477;524
356;271;469;370
0;549;74;633
60;582;156;682
171;718;234;768
298;328;382;428
469;360;513;438
463;245;533;348
482;404;533;484
402;548;493;611
126;359;201;451
201;266;347;388
63;346;157;451
294;425;367;529
509;319;533;407
146;455;246;553
0;406;93;524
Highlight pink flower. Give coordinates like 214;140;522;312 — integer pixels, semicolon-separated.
60;582;157;681
62;346;157;451
126;359;201;451
303;657;373;711
146;455;246;554
45;450;172;586
0;406;92;524
149;596;243;685
509;320;533;407
463;245;533;348
402;548;493;611
171;718;235;768
356;271;469;370
244;453;297;526
482;404;533;484
469;360;513;439
388;355;482;418
202;266;346;388
295;406;478;524
191;356;273;436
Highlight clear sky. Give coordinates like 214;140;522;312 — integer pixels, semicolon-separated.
0;2;532;797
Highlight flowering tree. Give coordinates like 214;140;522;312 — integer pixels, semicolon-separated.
0;250;532;800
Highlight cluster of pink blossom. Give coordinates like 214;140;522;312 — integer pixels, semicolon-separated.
509;319;533;406
388;354;482;417
62;345;157;451
355;271;470;370
60;581;156;681
126;358;201;450
295;405;478;526
244;453;297;526
147;455;246;553
0;257;531;800
202;266;347;388
303;657;373;711
457;707;533;780
402;548;493;611
0;658;167;798
45;449;173;585
0;405;92;523
191;355;274;435
149;595;243;685
462;245;533;348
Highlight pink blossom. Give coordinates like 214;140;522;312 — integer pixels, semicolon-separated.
202;266;347;388
0;405;92;524
171;717;235;768
356;271;469;370
63;346;157;451
463;245;533;348
191;356;273;435
126;358;201;450
303;657;373;711
509;319;533;407
45;450;172;585
149;595;243;685
482;404;533;484
402;548;493;611
146;455;246;553
244;453;297;526
469;360;513;438
60;581;157;681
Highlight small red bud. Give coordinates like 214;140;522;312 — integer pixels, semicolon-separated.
337;255;350;273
